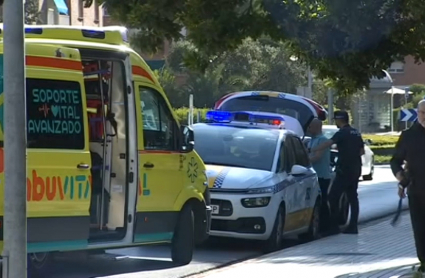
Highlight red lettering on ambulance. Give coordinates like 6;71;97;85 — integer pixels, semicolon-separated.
45;177;57;201
31;170;45;201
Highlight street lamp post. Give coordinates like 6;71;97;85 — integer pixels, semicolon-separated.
2;1;28;277
382;69;394;132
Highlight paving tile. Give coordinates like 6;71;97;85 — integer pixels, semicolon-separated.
190;212;421;278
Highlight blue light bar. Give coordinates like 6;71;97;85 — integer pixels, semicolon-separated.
82;29;106;39
206;110;285;126
25;28;43;35
206;111;233;122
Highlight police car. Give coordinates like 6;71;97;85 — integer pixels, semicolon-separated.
192;110;321;252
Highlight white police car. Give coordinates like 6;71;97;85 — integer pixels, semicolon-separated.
192;110;321;252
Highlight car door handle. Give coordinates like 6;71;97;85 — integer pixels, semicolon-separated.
77;163;90;169
143;163;154;169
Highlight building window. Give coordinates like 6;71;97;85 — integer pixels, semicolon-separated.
78;0;84;21
26;79;85;150
94;0;99;23
103;5;109;17
388;61;404;73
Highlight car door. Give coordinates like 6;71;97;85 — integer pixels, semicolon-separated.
281;137;304;232
25;47;91;251
135;85;182;213
290;136;317;226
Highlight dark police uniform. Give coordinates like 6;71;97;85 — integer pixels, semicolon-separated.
390;122;425;270
328;111;364;233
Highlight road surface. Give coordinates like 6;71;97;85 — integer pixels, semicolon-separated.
39;166;404;278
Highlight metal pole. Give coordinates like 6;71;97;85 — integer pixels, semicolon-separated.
391;86;394;132
2;0;28;277
382;70;394;132
189;94;194;126
327;88;334;124
307;66;313;99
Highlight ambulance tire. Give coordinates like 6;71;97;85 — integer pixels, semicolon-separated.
28;252;55;277
171;204;194;266
262;206;284;253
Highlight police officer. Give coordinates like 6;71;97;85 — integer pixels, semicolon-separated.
310;111;365;235
390;100;425;276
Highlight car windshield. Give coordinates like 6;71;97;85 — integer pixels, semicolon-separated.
193;124;279;171
322;126;338;139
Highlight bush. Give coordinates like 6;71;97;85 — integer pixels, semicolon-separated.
363;134;399;146
174;107;211;124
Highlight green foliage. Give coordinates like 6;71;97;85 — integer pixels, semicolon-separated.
173;107;211;124
162;38;326;108
0;0;40;23
152;68;184;107
374;155;391;164
90;0;425;95
362;134;399;146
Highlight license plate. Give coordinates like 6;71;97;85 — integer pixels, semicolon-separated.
211;205;220;215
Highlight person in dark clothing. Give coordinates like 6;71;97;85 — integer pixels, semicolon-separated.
390;100;425;277
310;111;365;235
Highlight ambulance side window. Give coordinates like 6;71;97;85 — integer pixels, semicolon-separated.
26;78;85;149
139;87;178;150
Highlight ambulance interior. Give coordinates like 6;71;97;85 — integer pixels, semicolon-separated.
82;53;128;242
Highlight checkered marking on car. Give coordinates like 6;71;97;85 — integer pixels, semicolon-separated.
212;168;231;188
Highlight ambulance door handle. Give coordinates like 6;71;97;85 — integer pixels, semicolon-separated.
143;163;154;169
77;163;90;170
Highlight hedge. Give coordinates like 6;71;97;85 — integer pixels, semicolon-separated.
174;107;211;124
362;134;399;146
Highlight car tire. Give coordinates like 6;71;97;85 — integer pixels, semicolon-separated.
171;204;195;265
362;157;374;181
262;206;284;253
339;193;349;225
298;199;321;242
28;252;56;277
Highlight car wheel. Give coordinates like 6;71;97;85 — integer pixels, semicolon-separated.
298;199;321;242
262;206;284;253
171;204;195;265
362;157;374;181
338;193;349;225
28;252;56;277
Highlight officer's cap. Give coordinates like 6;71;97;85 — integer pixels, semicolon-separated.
334;110;349;121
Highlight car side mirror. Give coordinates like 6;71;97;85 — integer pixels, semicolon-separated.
180;125;194;152
290;165;308;176
364;139;372;146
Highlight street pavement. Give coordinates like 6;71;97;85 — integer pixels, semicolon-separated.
41;166;405;278
189;211;418;278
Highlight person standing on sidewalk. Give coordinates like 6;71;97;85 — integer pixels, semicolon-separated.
390;100;425;277
310;111;364;235
307;118;332;233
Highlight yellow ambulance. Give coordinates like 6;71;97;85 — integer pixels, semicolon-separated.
0;25;211;271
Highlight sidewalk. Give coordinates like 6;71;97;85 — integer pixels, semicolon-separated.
190;212;419;278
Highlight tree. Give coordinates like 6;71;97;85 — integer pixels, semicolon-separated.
164;38;328;107
0;0;41;24
89;0;425;94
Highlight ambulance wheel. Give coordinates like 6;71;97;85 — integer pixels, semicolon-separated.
298;199;321;242
171;204;194;265
28;252;55;276
263;206;284;253
339;193;349;225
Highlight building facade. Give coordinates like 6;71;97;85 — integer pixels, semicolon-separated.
37;0;103;27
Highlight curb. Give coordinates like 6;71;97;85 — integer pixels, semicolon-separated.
181;208;409;278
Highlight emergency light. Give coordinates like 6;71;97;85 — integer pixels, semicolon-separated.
205;111;285;127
